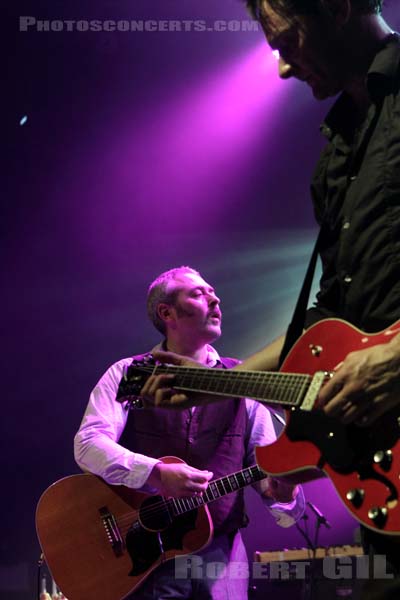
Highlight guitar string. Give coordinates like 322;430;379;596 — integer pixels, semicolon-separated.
113;468;266;530
126;366;311;406
115;477;264;528
115;498;199;535
132;365;311;388
131;365;311;382
134;368;310;381
134;365;310;378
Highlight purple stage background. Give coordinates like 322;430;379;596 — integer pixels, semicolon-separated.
5;1;400;598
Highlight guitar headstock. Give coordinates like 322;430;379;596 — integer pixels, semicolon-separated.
115;357;156;408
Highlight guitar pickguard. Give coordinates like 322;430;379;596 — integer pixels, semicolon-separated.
287;408;399;474
126;498;198;576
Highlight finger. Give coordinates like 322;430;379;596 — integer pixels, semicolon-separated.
140;374;175;396
155;391;188;408
321;388;350;417
147;378;175;398
341;401;370;424
268;476;293;487
329;386;372;423
189;471;214;483
152;388;176;406
263;478;296;501
355;396;393;427
322;381;364;416
145;374;176;396
318;376;345;406
168;393;191;407
177;480;207;497
140;375;156;396
171;394;192;408
190;480;211;493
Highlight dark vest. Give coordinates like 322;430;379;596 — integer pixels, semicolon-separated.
118;354;249;535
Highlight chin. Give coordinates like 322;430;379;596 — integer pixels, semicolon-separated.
311;82;340;101
310;86;327;100
206;326;221;342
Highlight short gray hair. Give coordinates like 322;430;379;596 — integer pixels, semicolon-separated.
146;266;201;334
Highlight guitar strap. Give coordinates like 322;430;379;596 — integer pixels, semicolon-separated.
278;228;322;367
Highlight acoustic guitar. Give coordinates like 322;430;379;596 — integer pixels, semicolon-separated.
36;457;266;600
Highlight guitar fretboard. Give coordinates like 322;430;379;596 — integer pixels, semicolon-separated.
150;365;311;407
169;464;266;517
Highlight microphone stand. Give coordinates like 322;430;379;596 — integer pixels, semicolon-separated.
295;514;315;600
296;514;315;553
296;503;331;600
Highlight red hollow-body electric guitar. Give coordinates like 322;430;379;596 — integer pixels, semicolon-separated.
118;318;400;536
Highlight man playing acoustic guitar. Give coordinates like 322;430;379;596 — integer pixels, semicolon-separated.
74;266;304;599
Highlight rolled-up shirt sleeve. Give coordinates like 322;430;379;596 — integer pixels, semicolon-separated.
74;358;160;490
245;399;305;527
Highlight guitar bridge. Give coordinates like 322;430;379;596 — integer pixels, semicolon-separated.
300;371;326;411
99;506;124;556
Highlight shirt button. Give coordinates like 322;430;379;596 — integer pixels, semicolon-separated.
342;221;350;230
188;436;194;444
344;275;352;284
349;175;357;181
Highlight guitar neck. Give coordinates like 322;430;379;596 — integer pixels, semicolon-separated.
170;465;267;517
152;365;311;408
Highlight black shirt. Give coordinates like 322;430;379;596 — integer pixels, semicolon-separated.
306;34;400;333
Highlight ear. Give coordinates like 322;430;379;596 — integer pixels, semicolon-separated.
157;303;176;328
320;0;351;25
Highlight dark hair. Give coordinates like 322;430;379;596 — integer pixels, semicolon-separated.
245;0;383;19
146;266;201;335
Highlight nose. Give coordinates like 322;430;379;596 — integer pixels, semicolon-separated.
278;55;293;79
208;293;220;307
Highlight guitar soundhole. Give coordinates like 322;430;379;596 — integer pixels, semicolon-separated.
139;496;172;530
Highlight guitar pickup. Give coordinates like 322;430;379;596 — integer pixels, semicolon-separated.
99;506;124;556
300;371;326;411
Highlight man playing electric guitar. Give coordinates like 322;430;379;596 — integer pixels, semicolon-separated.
74;266;304;599
139;1;400;593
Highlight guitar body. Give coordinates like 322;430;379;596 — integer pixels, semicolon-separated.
36;457;212;600
256;318;400;535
